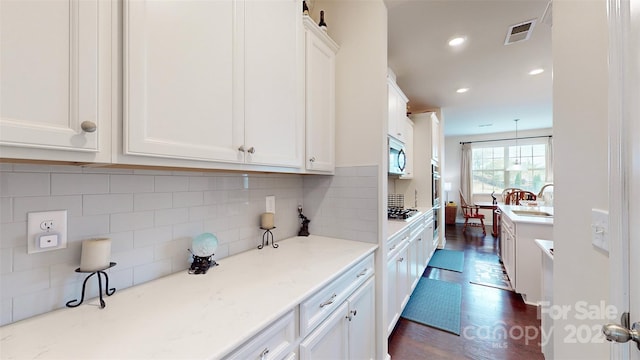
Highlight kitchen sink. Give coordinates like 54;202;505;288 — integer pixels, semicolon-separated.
511;210;553;217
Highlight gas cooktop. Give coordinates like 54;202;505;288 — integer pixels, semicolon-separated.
387;207;419;220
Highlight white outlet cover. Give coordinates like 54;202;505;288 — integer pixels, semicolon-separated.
266;195;276;213
27;210;68;254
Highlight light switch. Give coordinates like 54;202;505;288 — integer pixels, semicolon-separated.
591;209;609;252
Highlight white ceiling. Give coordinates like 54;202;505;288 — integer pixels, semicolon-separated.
386;0;553;137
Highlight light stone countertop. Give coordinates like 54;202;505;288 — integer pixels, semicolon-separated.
535;239;554;260
499;204;554;226
0;236;377;359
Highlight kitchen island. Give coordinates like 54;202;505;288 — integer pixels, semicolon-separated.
0;236;377;359
499;204;553;305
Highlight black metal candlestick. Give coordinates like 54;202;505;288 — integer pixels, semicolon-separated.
66;262;116;309
258;227;278;249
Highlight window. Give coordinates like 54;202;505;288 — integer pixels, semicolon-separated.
472;143;547;194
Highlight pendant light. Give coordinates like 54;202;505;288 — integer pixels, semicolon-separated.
509;119;523;171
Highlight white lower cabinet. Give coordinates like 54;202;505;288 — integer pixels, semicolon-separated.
300;277;375;360
500;215;516;290
386;211;435;337
224;310;297;360
386;240;410;336
300;302;349;359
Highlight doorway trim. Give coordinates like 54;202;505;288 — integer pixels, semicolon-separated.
607;0;631;358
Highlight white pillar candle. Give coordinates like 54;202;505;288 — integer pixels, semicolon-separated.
261;212;274;229
80;238;112;272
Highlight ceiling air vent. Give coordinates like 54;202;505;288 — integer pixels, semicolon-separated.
504;19;537;45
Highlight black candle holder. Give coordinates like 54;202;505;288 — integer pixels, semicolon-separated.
258;227;278;249
66;262;116;309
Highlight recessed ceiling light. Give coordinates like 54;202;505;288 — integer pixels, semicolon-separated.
529;68;544;75
448;37;466;47
456;88;469;94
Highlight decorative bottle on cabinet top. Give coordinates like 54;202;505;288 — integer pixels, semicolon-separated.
303;0;309;15
318;10;327;31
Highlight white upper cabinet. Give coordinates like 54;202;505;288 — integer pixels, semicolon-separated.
303;16;338;173
0;0;112;162
243;0;303;167
431;112;440;163
387;77;408;143
124;0;303;168
124;0;240;163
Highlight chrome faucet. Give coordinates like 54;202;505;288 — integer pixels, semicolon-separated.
537;183;554;198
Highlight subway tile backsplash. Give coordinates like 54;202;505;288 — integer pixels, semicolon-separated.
0;164;378;325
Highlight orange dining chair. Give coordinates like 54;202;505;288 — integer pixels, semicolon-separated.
459;190;486;235
501;187;521;203
504;190;537;205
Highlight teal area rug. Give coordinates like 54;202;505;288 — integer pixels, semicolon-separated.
401;278;462;335
427;249;465;272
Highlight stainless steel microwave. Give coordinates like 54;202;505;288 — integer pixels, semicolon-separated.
388;136;406;175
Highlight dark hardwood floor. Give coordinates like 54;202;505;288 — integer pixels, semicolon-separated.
388;224;544;360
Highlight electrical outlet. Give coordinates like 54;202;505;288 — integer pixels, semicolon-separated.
27;210;68;254
266;196;276;213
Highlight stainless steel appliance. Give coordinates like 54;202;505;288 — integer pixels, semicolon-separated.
388;136;407;176
432;162;441;206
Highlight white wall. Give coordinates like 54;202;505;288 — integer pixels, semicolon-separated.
312;1;388;169
311;1;389;358
552;0;610;358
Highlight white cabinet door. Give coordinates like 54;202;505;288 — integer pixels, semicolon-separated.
431;112;440;163
304;17;337;173
387;82;407;143
124;0;242;163
396;243;410;312
408;236;419;291
387;82;397;140
299;302;349;360
244;0;303;168
347;277;375;360
386;253;398;335
1;0;110;161
124;0;302;168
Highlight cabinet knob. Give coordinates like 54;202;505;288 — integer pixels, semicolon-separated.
238;145;246;152
259;348;269;360
80;121;97;133
309;156;316;162
247;147;256;154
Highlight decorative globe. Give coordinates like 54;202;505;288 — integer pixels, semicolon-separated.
191;233;219;257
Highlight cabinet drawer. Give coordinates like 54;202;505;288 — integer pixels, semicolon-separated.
299;254;374;337
387;229;409;258
224;310;296;360
502;215;515;235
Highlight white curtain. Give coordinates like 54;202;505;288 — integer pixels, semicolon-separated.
545;136;554;182
460;143;473;203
